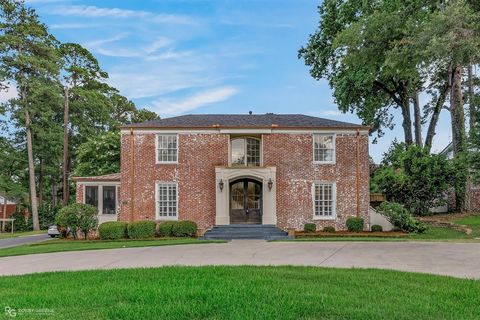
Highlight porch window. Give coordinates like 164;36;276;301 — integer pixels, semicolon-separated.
231;138;261;166
313;134;335;163
157;134;178;163
85;186;98;208
156;182;178;219
84;185;117;215
313;182;336;219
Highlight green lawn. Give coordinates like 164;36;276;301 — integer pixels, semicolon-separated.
1;266;479;319
408;226;471;240
455;215;480;238
0;238;225;258
0;230;45;239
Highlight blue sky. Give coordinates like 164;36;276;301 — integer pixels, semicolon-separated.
19;0;453;161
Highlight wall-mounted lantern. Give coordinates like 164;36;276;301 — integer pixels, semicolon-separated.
219;179;224;192
268;178;273;191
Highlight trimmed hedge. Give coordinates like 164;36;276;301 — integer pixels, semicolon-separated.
323;226;336;233
346;217;364;232
371;224;383;232
172;221;197;237
158;221;176;237
98;221;128;240
304;223;316;233
128;220;156;239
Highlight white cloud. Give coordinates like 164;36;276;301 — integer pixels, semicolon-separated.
150;87;239;116
84;35;177;58
320;110;344;116
51;5;196;25
0;85;18;104
50;23;98;29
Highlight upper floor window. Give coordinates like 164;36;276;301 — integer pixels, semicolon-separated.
231;137;261;166
313;134;335;163
157;134;178;163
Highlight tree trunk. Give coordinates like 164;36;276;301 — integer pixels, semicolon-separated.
450;65;467;212
2;195;6;233
412;92;423;147
38;159;43;206
25;109;40;231
468;64;476;130
450;65;466;155
400;94;413;146
425;82;449;152
62;86;70;206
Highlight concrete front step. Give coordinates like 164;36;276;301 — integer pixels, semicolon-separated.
202;224;289;240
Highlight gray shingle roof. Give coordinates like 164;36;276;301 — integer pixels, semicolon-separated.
126;114;367;129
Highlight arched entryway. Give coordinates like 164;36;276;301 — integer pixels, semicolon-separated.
229;178;262;224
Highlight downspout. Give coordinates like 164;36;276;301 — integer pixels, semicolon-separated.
356;129;360;218
130;128;135;223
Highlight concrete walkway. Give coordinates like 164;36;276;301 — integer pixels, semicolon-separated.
1;240;480;278
0;234;52;249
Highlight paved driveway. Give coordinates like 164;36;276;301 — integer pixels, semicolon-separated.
0;234;52;249
1;240;479;278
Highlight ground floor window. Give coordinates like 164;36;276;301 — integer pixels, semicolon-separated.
156;182;178;219
313;182;336;218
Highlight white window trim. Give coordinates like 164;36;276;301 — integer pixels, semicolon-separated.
312;181;337;220
155;133;179;164
82;183;120;215
230;136;262;167
313;133;336;164
155;181;179;221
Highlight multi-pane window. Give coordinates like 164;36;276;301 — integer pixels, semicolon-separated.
231;138;261;166
157;134;178;163
156;182;177;219
314;183;335;218
314;134;335;163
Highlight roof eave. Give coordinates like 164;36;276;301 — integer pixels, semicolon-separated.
121;125;371;131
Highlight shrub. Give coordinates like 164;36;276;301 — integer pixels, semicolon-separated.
56;203;98;239
98;221;128;240
158;221;176;237
5;211;32;232
304;223;316;233
346;217;364;232
128;220;156;239
377;202;426;233
371;224;383;232
371;143;453;215
172;221;197;237
323;226;336;233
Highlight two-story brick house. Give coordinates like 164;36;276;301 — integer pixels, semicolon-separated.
75;114;370;236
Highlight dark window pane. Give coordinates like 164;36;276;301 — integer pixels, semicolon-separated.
103;186;116;214
85;186;98;208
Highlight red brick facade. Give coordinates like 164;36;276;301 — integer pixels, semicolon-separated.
113;130;369;231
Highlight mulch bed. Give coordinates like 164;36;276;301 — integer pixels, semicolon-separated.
294;231;407;238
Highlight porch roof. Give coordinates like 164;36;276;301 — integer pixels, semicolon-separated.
72;173;121;182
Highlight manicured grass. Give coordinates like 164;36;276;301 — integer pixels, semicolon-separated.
455;215;480;238
0;238;225;258
1;266;479;319
0;230;45;239
408;226;471;240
